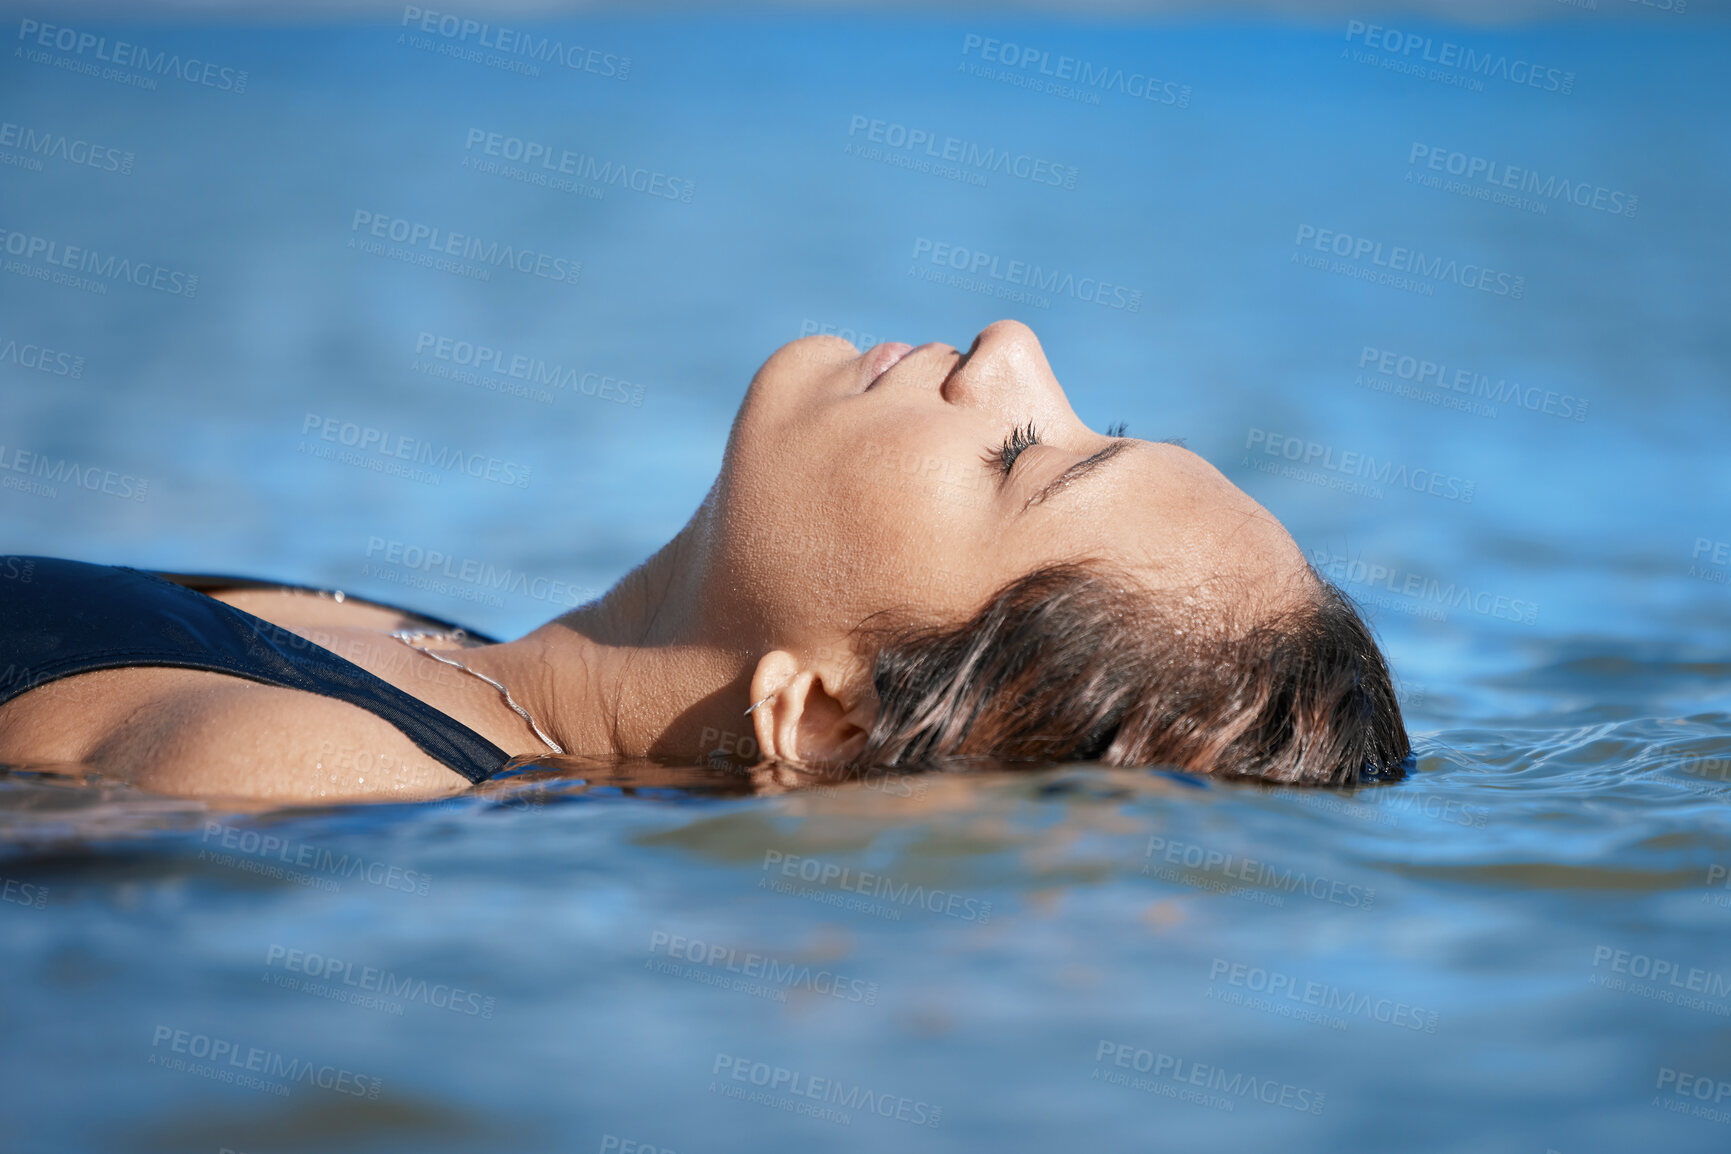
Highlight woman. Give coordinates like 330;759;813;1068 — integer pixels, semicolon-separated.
0;321;1409;801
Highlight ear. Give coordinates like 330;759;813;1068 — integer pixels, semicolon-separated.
747;649;874;768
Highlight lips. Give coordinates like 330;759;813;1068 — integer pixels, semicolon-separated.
859;342;915;391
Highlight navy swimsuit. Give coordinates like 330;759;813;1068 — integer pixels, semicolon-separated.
0;556;509;783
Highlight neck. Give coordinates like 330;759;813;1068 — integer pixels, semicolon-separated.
464;511;757;763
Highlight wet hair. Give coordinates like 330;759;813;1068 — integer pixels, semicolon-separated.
850;560;1411;786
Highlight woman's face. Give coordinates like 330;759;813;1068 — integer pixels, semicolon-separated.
707;320;1310;660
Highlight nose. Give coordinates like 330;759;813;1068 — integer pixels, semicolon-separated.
941;320;1074;426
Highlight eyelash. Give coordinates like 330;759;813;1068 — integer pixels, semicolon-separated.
991;421;1041;476
987;420;1131;478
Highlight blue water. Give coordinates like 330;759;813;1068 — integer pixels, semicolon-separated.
4;8;1731;1152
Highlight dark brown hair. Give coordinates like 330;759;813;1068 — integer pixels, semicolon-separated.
850;560;1410;786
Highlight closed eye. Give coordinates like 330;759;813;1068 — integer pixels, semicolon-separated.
986;421;1041;479
1023;437;1136;511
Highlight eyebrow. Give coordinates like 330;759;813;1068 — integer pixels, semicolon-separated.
1022;438;1135;512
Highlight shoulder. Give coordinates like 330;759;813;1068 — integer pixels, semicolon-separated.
90;672;471;802
202;587;457;635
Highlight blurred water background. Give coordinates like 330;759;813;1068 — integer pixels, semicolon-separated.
3;4;1731;1152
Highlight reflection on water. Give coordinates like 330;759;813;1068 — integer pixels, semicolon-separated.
4;645;1731;1150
